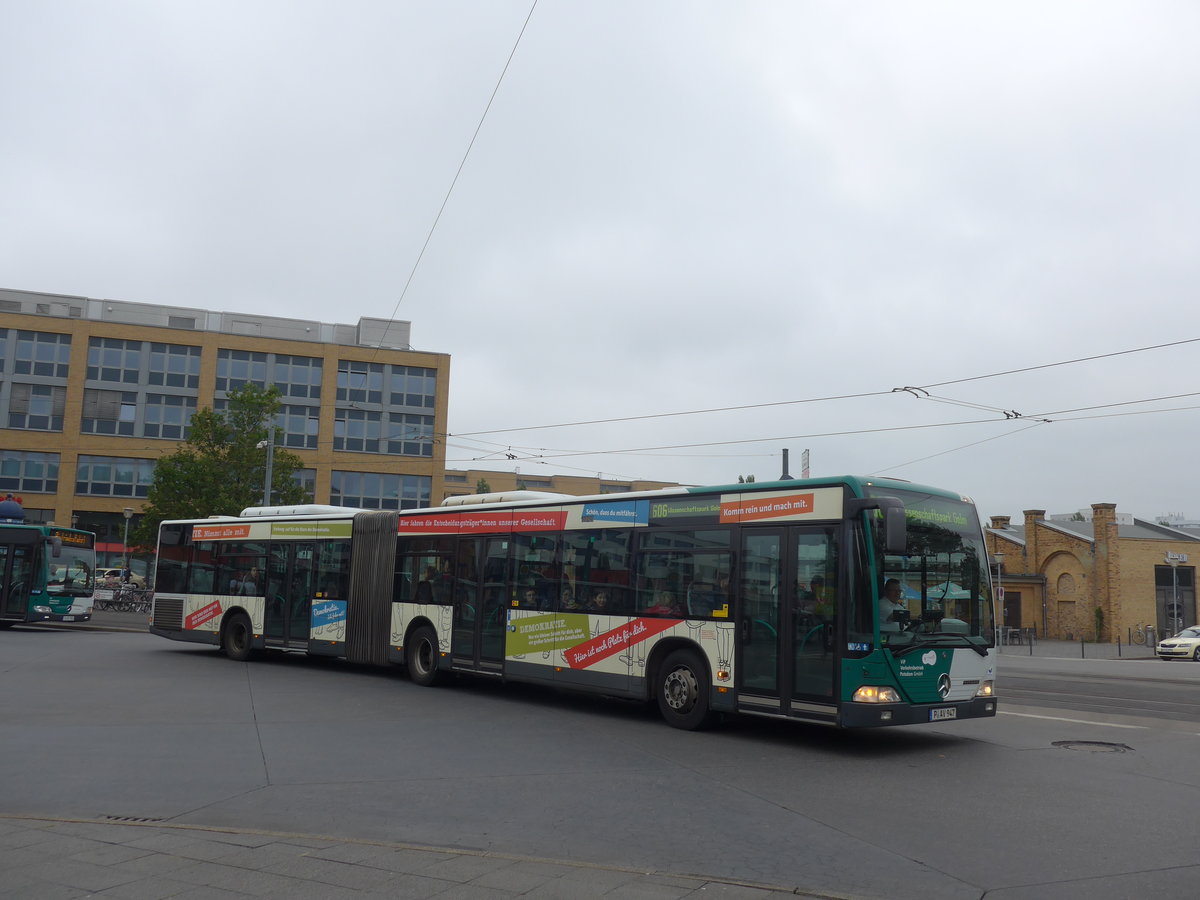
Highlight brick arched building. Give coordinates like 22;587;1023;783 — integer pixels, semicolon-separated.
986;504;1200;642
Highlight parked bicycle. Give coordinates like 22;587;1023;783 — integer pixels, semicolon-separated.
94;586;152;614
1131;623;1147;645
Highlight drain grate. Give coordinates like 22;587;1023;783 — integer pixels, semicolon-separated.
1052;740;1133;753
101;815;167;823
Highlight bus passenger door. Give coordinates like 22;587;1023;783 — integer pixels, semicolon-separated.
1;542;33;618
737;527;836;718
265;542;315;647
450;537;509;674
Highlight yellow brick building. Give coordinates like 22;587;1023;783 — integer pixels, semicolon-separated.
986;504;1200;643
0;287;449;572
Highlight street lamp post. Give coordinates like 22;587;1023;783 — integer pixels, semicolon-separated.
122;507;134;570
993;552;1005;645
257;430;275;508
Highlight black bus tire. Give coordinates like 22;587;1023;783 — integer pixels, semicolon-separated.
657;648;716;730
407;625;442;687
222;612;254;662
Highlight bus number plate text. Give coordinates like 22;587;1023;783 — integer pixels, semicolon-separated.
929;707;957;721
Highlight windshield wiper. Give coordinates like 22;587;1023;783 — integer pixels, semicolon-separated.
887;632;989;657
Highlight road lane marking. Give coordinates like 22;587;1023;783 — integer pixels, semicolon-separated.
999;710;1147;729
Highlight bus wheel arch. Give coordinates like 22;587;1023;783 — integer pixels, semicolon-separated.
221;609;255;662
405;621;443;686
654;645;717;730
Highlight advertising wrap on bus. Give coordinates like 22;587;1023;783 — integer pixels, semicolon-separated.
150;477;997;731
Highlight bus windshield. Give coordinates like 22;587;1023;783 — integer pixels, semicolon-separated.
47;548;96;598
867;487;995;652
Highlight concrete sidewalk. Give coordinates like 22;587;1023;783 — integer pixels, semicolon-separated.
0;816;811;899
994;637;1158;660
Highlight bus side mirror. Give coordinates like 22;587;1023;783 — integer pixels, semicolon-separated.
846;497;907;555
883;505;907;555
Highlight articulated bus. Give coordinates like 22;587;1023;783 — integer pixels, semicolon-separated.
0;496;96;627
149;476;998;729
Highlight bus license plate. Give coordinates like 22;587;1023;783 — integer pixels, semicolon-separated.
929;707;957;721
63;616;75;622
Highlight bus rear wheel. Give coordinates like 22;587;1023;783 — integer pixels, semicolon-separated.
222;612;254;662
407;625;442;687
657;649;715;730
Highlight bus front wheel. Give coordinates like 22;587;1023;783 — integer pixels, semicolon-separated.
407;625;442;687
657;649;715;730
222;612;254;662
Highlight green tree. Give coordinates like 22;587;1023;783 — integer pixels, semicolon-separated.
737;474;756;484
131;384;307;547
476;478;492;494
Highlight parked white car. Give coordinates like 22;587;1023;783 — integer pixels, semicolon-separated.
97;568;147;588
1155;626;1200;661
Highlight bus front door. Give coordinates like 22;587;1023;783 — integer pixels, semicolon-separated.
265;542;316;648
450;537;506;674
0;536;36;620
737;527;838;721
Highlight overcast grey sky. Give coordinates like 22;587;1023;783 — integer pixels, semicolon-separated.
4;1;1199;523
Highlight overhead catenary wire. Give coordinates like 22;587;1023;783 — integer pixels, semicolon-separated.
451;337;1198;439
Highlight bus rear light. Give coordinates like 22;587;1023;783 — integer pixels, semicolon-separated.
852;685;900;704
716;668;730;681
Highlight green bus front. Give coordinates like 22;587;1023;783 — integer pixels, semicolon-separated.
0;525;96;626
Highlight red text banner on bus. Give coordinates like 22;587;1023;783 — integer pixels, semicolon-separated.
398;510;568;535
719;491;816;524
564;617;680;669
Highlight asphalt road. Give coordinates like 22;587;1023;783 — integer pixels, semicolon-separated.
4;623;1200;899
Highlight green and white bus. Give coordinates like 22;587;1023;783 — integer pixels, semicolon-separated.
149;476;997;729
0;495;96;627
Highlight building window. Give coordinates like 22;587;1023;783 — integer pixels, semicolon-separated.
0;327;7;372
293;468;316;500
0;450;59;493
14;330;71;378
216;349;268;392
76;456;156;498
329;471;430;511
336;360;383;405
444;473;468;483
385;414;434;457
147;342;201;389
388;366;437;409
333;407;381;452
7;383;65;431
278;405;320;449
274;354;323;399
82;389;137;435
143;394;196;440
87;337;142;384
214;397;319;450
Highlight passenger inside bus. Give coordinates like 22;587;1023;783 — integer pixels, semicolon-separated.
559;586;582;611
586;588;612;612
645;590;682;616
415;566;436;603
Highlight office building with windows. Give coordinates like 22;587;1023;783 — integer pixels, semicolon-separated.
0;287;449;570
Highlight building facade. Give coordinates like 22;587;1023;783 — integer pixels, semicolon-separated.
0;287;450;571
442;468;681;501
986;504;1200;643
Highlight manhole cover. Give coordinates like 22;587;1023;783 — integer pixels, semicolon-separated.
1052;740;1132;753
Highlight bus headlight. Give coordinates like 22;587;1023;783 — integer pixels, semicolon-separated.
975;680;994;698
853;685;901;704
33;605;52;614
